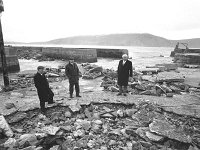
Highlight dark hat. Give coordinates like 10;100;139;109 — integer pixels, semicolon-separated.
37;66;45;70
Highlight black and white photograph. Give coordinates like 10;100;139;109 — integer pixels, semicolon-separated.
0;0;200;149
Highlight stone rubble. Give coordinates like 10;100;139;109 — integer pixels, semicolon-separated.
99;63;200;98
0;100;200;150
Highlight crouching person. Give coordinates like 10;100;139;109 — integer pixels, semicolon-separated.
34;66;54;114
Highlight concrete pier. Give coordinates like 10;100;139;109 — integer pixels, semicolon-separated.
0;46;20;73
42;47;97;63
96;48;128;58
170;44;200;65
42;46;128;62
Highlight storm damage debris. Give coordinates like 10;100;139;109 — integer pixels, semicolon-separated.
81;63;103;79
100;64;200;97
0;100;200;149
8;67;66;90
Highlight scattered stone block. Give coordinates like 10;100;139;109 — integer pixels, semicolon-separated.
146;131;164;141
5;103;16;109
19;134;38;146
41;125;60;135
0;115;13;137
149;119;192;143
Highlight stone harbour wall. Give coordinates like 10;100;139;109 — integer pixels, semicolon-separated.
0;47;20;73
96;48;128;58
171;46;200;65
173;53;200;65
170;48;200;57
42;47;129;62
42;47;98;63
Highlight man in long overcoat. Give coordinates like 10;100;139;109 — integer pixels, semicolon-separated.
65;58;81;98
117;54;133;96
34;66;54;114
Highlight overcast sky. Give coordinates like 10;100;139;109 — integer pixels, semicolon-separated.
2;0;200;42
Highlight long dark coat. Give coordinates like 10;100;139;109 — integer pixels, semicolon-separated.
65;62;79;84
34;72;54;102
117;60;133;86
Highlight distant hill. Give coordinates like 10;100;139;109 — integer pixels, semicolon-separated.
6;33;200;48
36;33;173;47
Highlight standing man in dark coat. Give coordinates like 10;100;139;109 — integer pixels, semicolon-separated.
117;54;133;96
65;58;81;98
34;66;54;114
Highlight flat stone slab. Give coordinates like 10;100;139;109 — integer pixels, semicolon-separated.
149;119;192;143
142;72;185;83
184;72;200;88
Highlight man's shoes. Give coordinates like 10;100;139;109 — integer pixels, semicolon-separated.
117;93;122;96
70;95;74;98
123;93;127;96
76;95;81;97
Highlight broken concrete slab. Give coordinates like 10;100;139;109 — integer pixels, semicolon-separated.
146;131;164;142
156;72;185;83
8;112;27;124
0;115;13;137
41;125;60;135
136;68;160;75
184;72;200;88
149;119;192;143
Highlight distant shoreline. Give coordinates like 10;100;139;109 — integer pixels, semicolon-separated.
5;33;200;48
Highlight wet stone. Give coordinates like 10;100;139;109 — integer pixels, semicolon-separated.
73;129;85;137
69;104;81;112
5;103;16;109
146;131;164;142
18;134;38;147
140;141;152;148
8;112;27;124
135;127;149;140
64;111;72;118
41;125;60;135
60;125;72;132
101;113;114;118
125;108;137;117
149;119;192;143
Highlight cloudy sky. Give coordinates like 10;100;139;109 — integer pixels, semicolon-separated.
2;0;200;42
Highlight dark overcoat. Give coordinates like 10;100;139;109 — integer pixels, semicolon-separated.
34;72;54;102
65;62;79;84
117;60;133;86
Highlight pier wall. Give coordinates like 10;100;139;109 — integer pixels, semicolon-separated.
170;48;200;57
170;45;200;65
0;47;20;73
42;47;129;62
42;47;97;63
173;53;200;65
96;48;128;58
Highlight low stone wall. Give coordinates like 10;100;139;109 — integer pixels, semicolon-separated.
11;46;43;52
170;46;200;65
0;47;20;73
170;48;200;57
96;48;128;58
42;47;97;63
173;53;200;65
